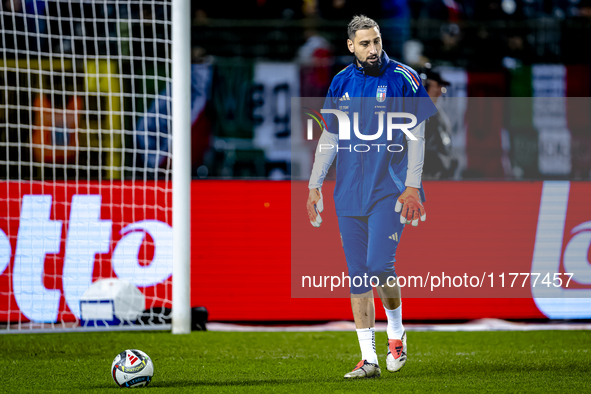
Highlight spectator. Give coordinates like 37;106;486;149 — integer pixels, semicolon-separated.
579;0;591;17
424;23;467;67
561;0;591;64
297;24;334;96
420;66;458;179
135;47;213;178
379;0;411;59
1;0;48;54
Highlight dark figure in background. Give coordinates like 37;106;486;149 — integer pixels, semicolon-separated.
421;67;458;179
1;0;48;54
298;26;334;97
379;0;411;60
423;23;467;67
561;0;591;64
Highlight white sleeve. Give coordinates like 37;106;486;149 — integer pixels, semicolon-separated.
308;130;338;189
405;121;425;188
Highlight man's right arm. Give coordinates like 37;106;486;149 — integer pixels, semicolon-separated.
309;130;338;189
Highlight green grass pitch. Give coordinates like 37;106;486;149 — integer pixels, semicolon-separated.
1;330;590;393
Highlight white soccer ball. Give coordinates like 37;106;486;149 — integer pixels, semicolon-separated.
111;349;154;388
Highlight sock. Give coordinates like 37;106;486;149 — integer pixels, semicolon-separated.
356;328;378;364
384;304;404;340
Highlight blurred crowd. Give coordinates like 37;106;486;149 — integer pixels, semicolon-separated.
195;0;591;66
192;0;591;181
195;0;591;21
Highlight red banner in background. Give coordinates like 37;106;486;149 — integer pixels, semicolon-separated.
0;181;172;323
191;181;513;321
2;180;590;323
192;180;591;321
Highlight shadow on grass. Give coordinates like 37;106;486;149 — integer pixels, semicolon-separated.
87;376;343;389
161;376;358;388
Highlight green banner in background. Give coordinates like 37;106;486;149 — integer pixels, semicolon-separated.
211;59;255;140
508;67;538;179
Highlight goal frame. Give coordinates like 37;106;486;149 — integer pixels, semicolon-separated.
171;0;191;335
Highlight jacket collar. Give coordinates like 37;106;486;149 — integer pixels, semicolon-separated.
353;51;390;77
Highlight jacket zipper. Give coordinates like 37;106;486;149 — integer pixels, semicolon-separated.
360;71;366;215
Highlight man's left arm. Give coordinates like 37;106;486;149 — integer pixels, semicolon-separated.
395;121;427;227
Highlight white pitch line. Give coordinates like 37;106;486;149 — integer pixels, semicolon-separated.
207;318;591;332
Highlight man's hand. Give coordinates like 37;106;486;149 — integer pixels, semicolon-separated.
307;188;323;227
395;187;426;227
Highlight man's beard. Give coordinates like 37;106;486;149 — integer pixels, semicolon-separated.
356;53;382;74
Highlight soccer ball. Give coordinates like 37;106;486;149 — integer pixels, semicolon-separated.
111;349;154;388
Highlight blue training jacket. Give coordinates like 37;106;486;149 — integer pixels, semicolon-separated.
323;52;437;217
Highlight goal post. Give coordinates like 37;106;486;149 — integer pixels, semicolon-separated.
172;0;191;335
0;0;191;332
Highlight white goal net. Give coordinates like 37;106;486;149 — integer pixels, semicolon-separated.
0;0;178;331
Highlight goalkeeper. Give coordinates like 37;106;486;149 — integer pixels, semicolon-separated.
306;15;437;379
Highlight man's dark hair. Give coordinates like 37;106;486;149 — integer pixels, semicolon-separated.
347;15;380;40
